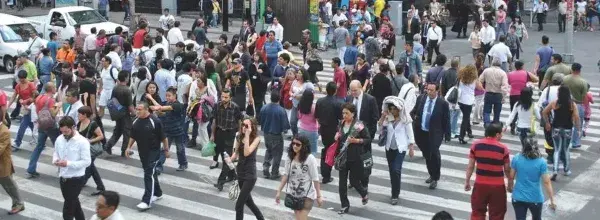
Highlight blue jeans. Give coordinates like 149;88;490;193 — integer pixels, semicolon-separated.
496;22;508;39
517;128;531;146
39;75;51;94
552;128;572;173
298;128;319;155
27;127;59;174
483;92;503;127
267;57;278;74
449;108;461;136
290;106;298;136
157;134;188;168
571;104;584;147
512;200;542;220
123;4;130;18
14;113;34;148
386;149;406;199
337;46;346;66
55;75;62;88
211;13;219;27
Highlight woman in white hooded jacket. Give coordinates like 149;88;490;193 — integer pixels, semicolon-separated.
377;96;415;205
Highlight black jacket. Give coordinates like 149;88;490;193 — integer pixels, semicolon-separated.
403;18;421;37
345;93;380;138
411;94;450;147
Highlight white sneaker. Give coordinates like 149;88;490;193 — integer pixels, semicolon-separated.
136;202;151;210
151;195;163;202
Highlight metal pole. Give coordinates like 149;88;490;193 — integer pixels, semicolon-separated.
223;0;229;32
563;0;574;63
389;1;403;61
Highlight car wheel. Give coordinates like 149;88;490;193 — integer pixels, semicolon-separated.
4;57;15;73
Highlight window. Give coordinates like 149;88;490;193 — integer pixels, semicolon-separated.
0;25;24;43
68;10;106;25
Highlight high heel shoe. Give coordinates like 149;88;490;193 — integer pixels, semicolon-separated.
338;207;349;214
458;138;468;145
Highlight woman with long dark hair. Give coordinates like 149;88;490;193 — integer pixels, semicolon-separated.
248;52;269;118
121;42;135;73
353;53;371;90
226;117;264;220
297;90;319;155
472;53;486;125
506;87;540;145
337;103;370;214
133;68;150;104
542;85;580;180
509;138;556;220
275;135;323;219
289;69;315;136
141;81;162;113
78;106;106;196
457;65;484;144
507;61;539;134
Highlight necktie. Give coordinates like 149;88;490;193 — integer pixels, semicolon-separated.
354;99;360;118
424;99;434;130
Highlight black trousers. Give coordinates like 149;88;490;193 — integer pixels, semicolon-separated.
59;176;86;220
427;40;441;63
216;128;236;183
558;14;566;32
235;178;264;220
360;129;376;188
459;103;473;139
338;161;368;208
537;13;546;31
107;116;131;153
140;150;162;204
10;80;20;118
84;157;105;191
421;37;428;61
386;149;406;199
416;130;441;180
481;43;492;56
320;125;336;180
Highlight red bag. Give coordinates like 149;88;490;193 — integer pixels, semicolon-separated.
325;140;339;167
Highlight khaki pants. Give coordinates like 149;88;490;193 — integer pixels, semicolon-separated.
169;44;177;59
0;175;23;208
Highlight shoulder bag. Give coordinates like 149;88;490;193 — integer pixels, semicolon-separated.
85;121;104;158
284;161;312;210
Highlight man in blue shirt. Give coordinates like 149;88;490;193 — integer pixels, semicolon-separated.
263;31;283;73
154;60;176;101
98;0;109;19
38;49;54;93
343;38;358;71
46;32;59;61
533;35;553;88
259;91;290;179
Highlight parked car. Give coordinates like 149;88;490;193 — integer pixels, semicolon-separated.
27;6;129;41
0;13;48;73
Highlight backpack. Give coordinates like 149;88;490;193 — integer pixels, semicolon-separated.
138;49;150;66
37;96;56;131
107;97;128;121
445;86;459;104
121;52;135;73
103;35;123;55
108;66;117;83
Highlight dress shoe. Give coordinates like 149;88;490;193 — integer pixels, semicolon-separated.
338;207;349;214
322;177;334;184
467;133;474;139
91;190;104;196
429;180;438;189
263;170;271;179
458;138;468;145
214;183;224;191
391;198;399;205
209;161;219;169
270;173;281;180
425;177;432;184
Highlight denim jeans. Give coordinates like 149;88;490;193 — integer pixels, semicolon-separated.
212;13;219;27
39;75;51;94
123;4;130;18
263;133;284;175
552;128;572;173
55;76;62;89
496;22;507;39
158;134;189;168
27;127;59;174
512;200;542;220
449;107;461;137
571;104;584;147
517;128;531;146
483;92;503;127
337;46;346;66
386;149;406;199
299;128;319;155
14;113;34;148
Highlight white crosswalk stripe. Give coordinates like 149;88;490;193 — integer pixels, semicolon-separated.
2;80;599;220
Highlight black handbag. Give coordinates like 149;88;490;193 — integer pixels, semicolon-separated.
284;162;312;210
377;126;387;146
334;147;348;170
360;150;373;168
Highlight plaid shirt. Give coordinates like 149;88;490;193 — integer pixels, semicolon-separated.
214;101;243;131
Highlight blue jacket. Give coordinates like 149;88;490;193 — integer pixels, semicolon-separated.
259;103;290;134
397;50;422;77
344;46;358;66
264;40;283;59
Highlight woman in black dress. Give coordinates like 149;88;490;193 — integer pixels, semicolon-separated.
227;117;265;220
247;52;270;118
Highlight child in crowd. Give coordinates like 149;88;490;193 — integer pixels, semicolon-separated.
583;83;594;137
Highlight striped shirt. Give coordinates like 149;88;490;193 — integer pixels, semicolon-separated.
469;138;510;185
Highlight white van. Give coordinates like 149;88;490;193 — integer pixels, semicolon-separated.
0;13;48;73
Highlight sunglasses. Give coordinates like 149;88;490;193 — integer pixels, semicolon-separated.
292;142;302;147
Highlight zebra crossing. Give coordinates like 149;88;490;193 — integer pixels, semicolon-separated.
2;77;600;220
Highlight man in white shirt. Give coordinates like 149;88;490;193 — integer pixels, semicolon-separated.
98;56;119;119
27;31;45;63
90;191;125;220
151;36;169;59
158;8;175;30
398;76;418;113
332;9;348;27
167;21;185;58
479;20;496;56
140;39;155;66
534;0;549;31
325;0;333;19
487;35;512;72
154;59;176;101
106;44;122;70
426;21;443;64
177;63;194;104
267;17;284;41
184;32;201;54
64;88;84;124
83;27;98;63
557;0;567;33
52;116;91;220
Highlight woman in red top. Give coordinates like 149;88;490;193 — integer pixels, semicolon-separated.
255;30;268;62
132;22;148;49
7;70;37;151
280;68;295;122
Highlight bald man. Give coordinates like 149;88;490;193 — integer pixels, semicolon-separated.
27;82;61;178
345;80;379;189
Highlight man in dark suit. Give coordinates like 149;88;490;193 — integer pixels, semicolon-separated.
410;83;450;189
403;11;420;42
315;82;343;184
420;16;430;61
346;80;379;189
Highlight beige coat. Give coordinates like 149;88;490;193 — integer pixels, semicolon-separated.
0;124;14;178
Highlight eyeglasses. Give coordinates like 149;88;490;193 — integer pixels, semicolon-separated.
292;142;302;147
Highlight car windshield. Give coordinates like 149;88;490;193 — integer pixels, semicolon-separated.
67;10;106;25
7;23;38;42
0;24;28;43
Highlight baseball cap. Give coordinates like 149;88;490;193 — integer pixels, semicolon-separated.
232;58;242;64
